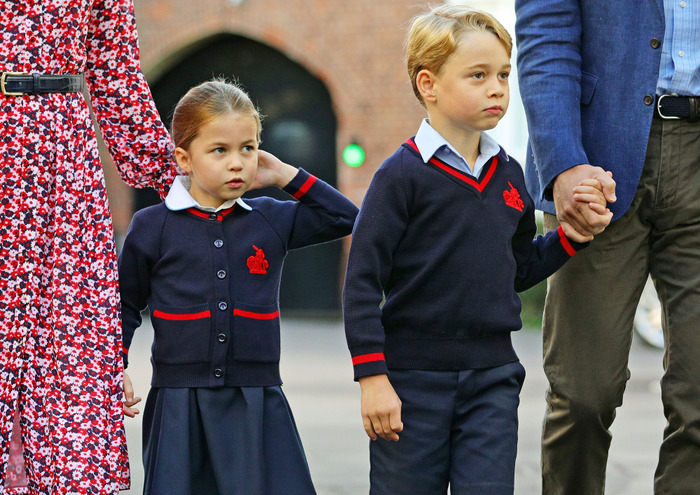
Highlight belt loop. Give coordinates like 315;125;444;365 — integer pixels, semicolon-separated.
32;73;40;94
690;97;699;123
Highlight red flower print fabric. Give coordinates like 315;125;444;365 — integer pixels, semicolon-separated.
0;0;177;493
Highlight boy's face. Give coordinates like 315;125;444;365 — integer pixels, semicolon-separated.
424;30;510;134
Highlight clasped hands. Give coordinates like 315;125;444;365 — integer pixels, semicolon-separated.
555;164;616;243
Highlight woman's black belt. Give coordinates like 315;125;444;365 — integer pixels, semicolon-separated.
1;72;84;96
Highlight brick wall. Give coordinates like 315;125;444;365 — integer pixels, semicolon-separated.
106;0;428;228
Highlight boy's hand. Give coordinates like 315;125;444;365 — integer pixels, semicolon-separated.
358;374;403;441
252;150;298;190
123;372;142;418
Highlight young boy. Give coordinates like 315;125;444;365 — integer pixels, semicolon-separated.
342;6;613;495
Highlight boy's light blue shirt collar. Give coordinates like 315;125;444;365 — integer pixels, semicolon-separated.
165;175;252;212
414;119;506;177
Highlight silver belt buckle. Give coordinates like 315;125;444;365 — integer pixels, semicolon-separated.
657;93;681;120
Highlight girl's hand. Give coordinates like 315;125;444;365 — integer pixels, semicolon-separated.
123;372;142;418
251;150;298;190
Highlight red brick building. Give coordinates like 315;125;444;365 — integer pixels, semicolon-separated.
104;0;428;313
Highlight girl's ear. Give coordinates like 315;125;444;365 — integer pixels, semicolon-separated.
416;69;438;103
175;147;192;174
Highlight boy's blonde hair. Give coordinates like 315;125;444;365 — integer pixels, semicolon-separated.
406;5;512;106
171;78;263;150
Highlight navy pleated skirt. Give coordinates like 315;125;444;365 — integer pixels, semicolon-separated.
141;386;317;495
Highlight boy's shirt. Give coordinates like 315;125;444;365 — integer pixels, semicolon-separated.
414;119;504;178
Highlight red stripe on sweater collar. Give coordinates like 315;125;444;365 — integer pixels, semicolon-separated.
405;138;498;192
186;206;235;221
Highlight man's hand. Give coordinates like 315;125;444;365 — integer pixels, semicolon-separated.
554;164;616;242
358;374;403;441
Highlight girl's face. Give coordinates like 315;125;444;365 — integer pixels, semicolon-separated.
175;112;259;208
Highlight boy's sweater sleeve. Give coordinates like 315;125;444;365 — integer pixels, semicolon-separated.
343;161;409;380
511;203;588;292
282;168;359;249
118;209;161;367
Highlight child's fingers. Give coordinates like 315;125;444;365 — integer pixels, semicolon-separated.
577;178;602;188
124;396;142;408
123;404;140;418
378;414;400;441
363;415;378;441
390;409;404;434
573;192;605;205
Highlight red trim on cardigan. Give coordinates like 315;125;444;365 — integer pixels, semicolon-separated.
557;225;577;256
292;175;317;199
152;309;212;320
352;353;386;366
233;309;280;320
405;139;498;192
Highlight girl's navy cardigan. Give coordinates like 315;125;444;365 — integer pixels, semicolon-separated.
119;169;358;388
344;140;586;380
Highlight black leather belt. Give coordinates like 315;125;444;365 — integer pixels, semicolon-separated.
1;72;84;96
656;94;700;122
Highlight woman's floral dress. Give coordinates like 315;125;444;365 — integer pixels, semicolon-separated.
0;0;177;492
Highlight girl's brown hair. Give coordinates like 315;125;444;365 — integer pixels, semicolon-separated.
171;78;262;150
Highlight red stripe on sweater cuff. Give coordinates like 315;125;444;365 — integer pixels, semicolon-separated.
292;175;317;199
557;225;577;256
352;353;386;366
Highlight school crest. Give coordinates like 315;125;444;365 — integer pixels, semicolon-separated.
503;182;524;212
247;245;269;274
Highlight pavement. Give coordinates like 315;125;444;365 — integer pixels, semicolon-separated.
121;317;666;495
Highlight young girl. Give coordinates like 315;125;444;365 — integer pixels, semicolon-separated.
118;79;358;495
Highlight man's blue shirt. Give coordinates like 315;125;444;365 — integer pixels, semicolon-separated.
657;0;700;95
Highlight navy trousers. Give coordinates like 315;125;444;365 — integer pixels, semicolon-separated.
369;362;525;495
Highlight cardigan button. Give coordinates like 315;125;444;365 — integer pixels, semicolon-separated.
650;38;660;49
218;301;228;311
214;239;224;248
208;213;218;221
213;368;223;378
644;94;654;106
217;333;227;343
217;270;227;279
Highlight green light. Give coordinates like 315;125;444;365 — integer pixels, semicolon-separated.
343;143;365;167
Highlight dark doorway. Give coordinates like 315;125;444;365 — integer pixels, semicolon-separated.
146;34;341;314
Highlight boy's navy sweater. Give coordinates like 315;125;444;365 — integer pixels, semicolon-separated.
119;169;358;388
343;139;586;380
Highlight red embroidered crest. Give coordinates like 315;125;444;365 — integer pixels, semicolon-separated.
247;245;270;274
503;182;525;211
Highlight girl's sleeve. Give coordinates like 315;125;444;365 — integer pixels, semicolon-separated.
117;210;160;367
281;168;359;249
86;0;177;198
343;161;409;380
